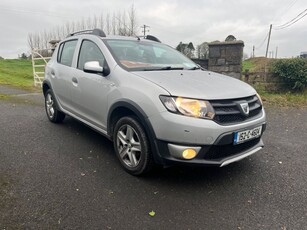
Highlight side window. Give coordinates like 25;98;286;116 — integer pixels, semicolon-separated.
78;40;105;70
58;40;78;67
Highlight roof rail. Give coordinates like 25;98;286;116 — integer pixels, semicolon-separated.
67;28;106;38
145;35;161;43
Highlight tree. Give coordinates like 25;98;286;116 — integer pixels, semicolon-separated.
196;42;209;59
19;53;28;59
128;4;137;36
0;56;4;60
176;42;195;58
27;4;139;50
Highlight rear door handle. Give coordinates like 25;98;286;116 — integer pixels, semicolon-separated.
72;77;78;84
50;69;55;78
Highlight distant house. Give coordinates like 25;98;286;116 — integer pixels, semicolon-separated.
300;52;307;58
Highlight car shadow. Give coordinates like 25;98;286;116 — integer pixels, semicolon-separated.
60;116;259;187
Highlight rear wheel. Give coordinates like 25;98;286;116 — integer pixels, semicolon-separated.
113;116;153;175
44;89;65;123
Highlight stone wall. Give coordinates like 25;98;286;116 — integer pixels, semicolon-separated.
191;58;208;69
208;41;244;79
242;70;286;92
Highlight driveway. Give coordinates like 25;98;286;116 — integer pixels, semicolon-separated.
0;85;306;229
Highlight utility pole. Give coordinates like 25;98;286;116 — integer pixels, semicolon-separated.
141;25;150;37
265;24;272;58
275;46;278;59
253;45;255;58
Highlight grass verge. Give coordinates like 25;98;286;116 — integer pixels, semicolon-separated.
258;90;307;108
0;59;41;92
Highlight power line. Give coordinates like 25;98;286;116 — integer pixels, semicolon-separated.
275;11;307;29
283;0;299;12
274;8;307;29
274;8;307;27
255;32;269;49
271;0;299;22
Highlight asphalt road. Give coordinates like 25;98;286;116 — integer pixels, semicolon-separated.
0;86;306;229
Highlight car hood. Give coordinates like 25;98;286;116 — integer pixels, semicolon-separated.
132;70;256;100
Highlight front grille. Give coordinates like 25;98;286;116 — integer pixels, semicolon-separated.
210;95;262;125
203;138;261;160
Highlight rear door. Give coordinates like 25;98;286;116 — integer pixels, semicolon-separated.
51;39;78;112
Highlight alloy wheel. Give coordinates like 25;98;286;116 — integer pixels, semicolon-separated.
116;124;142;168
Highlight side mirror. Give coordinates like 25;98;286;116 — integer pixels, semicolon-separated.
84;61;104;74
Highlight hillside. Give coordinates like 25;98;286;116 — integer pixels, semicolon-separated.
242;57;277;72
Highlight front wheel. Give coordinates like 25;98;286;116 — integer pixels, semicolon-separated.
113;116;153;175
44;89;65;123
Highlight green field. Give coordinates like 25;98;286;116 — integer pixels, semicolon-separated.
0;59;39;91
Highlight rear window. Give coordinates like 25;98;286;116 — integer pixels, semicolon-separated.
57;40;78;67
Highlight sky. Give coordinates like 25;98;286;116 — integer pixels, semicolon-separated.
0;0;306;59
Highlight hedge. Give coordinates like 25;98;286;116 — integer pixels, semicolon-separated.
271;58;307;91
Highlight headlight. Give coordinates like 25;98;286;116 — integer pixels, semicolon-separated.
160;95;215;119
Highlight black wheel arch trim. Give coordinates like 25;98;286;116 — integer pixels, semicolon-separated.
42;80;64;113
107;100;164;165
42;79;52;95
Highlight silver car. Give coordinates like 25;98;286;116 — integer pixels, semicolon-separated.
43;29;266;175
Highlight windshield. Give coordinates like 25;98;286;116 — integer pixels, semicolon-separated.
105;39;199;71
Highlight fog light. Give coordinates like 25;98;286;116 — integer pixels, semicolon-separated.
182;149;197;159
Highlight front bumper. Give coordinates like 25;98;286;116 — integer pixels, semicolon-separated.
155;123;266;167
148;109;267;166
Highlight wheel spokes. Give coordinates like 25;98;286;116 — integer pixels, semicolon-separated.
46;94;54;118
117;131;127;146
128;151;138;167
131;141;141;152
119;146;129;158
126;126;134;142
117;124;142;168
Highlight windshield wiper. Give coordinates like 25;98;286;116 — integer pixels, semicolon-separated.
187;66;200;70
143;66;184;71
187;65;207;70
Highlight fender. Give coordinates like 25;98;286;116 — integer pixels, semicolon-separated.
107;100;164;165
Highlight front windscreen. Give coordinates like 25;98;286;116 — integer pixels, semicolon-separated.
105;39;199;71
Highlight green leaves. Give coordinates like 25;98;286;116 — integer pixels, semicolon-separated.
272;58;307;91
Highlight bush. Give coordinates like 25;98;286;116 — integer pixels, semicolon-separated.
272;58;307;91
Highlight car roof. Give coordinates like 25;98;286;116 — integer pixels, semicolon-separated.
64;28;161;43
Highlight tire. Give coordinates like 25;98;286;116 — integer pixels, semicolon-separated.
113;116;153;175
44;89;65;123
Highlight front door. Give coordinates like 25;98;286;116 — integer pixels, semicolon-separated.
70;39;113;131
